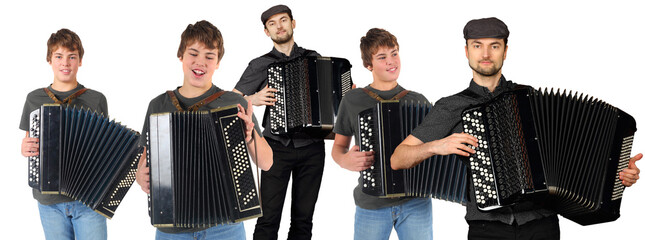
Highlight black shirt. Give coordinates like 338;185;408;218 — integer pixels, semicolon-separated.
235;43;322;148
411;75;555;225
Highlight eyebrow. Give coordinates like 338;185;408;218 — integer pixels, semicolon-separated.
53;53;77;56
189;48;217;56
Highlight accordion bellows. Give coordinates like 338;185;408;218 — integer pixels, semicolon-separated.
147;105;261;228
358;101;468;205
267;56;353;137
28;104;142;218
462;87;636;225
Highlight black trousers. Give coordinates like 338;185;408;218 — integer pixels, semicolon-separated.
468;215;560;240
253;139;325;240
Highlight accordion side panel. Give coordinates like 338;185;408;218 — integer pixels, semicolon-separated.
380;102;405;197
40;105;62;193
150;113;175;227
332;57;353;115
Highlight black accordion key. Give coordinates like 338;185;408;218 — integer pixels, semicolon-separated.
148;105;262;228
28;104;143;219
461;87;637;225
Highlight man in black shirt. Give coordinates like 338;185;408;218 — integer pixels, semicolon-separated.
390;17;642;240
232;5;324;240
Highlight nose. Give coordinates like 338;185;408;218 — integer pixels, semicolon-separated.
482;47;491;58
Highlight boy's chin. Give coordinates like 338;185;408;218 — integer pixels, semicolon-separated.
187;78;212;88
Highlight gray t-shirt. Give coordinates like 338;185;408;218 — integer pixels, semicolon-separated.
140;84;261;234
19;83;108;205
333;84;429;209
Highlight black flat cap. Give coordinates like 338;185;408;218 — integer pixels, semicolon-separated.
261;5;292;25
463;17;509;40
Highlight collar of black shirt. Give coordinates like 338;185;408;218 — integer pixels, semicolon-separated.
270;42;302;59
467;75;512;98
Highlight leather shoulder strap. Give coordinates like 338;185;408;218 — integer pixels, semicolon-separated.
361;88;410;101
390;90;410;100
167;90;184;111
43;87;88;104
361;88;384;101
187;91;227;111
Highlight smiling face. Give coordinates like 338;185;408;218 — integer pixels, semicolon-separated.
180;41;220;90
369;46;401;84
264;13;295;44
49;46;82;85
466;38;507;77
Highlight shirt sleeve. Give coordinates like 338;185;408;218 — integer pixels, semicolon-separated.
411;97;463;143
139;101;154;148
333;96;354;137
98;92;109;117
234;61;266;96
235;95;263;138
19;95;34;131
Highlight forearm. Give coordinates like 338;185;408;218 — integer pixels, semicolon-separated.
391;141;435;170
331;143;350;168
247;131;273;171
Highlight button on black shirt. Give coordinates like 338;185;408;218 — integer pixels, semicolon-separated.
411;75;555;225
235;43;322;148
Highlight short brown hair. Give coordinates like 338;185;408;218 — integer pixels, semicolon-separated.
360;28;399;68
47;28;84;62
177;20;225;61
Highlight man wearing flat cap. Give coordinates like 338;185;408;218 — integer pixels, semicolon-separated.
390;17;642;239
233;4;324;240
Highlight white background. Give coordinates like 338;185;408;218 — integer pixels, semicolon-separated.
1;0;644;239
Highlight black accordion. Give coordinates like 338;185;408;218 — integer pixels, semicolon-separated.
267;56;353;138
358;101;468;205
28;104;142;218
461;87;636;225
147;105;261;228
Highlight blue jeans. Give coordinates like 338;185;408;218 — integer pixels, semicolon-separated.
37;201;107;240
155;222;246;240
354;198;433;240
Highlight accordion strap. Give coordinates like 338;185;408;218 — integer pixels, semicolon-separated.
167;90;227;112
362;88;410;101
43;87;88;104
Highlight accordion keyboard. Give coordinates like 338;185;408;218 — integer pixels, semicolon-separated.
28;110;41;188
220;115;259;211
463;110;500;209
268;66;286;133
358;113;382;193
